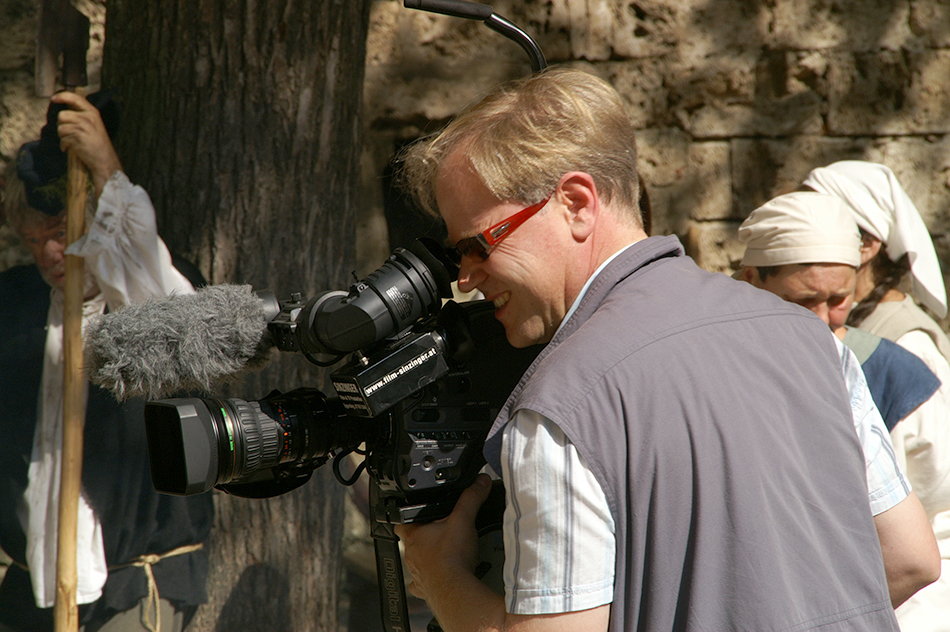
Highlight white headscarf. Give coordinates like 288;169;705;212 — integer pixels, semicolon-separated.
738;191;862;268
802;160;947;319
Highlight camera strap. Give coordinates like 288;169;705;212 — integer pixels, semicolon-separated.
372;519;413;632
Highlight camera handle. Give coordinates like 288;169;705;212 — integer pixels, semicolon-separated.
404;0;547;72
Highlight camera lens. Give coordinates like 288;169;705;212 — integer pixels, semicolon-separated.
144;388;366;495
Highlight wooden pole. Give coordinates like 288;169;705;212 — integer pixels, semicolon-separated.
54;86;88;632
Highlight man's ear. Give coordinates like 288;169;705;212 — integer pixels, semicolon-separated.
556;172;598;242
859;233;883;266
738;266;758;285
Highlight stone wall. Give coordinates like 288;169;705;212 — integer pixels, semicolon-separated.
358;0;950;329
2;0;948;323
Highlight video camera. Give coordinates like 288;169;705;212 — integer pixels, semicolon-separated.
143;237;541;632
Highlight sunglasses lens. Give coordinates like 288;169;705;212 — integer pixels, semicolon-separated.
454;237;488;263
444;246;461;266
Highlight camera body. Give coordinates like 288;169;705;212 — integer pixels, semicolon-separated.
144;299;538;523
142;238;540;632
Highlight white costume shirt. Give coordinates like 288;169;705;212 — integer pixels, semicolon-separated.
20;171;194;608
890;330;950;632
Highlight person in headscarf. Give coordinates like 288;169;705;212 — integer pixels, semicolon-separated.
802;161;950;365
737;190;950;626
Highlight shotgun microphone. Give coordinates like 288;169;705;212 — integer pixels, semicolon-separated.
85;238;457;401
85;284;276;401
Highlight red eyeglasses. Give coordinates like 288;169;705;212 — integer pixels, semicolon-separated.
446;196;550;265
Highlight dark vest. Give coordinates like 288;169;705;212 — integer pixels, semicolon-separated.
842;326;940;431
486;236;897;632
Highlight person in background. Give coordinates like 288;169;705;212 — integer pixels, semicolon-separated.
0;91;212;632
801;162;950;629
393;66;900;632
801;160;950;362
737;190;947;621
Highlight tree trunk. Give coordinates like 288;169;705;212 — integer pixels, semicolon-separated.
101;1;371;630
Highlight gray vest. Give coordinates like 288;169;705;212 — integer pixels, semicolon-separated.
485;236;897;632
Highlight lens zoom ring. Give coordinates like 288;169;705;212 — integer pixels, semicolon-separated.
256;405;280;466
230;400;262;474
232;401;275;474
241;401;280;468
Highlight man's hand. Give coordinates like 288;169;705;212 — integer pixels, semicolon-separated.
395;474;611;632
52;91;123;199
395;472;492;601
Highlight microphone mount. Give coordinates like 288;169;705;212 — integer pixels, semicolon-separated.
404;0;547;72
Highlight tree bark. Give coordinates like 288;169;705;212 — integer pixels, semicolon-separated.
101;1;371;630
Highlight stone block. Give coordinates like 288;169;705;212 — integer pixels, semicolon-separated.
668;51;824;138
0;0;37;72
680;0;770;61
537;0;680;61
685;141;732;221
577;60;669;128
860;136;950;233
731;136;872;216
491;0;736;64
910;0;950;47
364;1;534;125
0;80;49;160
637;129;731;234
827;50;950;136
731;135;950;240
685;220;745;274
363;59;526;127
769;0;912;51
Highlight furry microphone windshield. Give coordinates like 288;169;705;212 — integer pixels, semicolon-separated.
85;284;275;401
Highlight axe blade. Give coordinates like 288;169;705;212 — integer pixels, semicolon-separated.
61;2;90;89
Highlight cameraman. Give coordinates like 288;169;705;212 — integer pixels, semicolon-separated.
394;67;900;631
0;91;212;631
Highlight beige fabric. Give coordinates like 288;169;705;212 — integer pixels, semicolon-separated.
860;295;950;376
738;191;861;267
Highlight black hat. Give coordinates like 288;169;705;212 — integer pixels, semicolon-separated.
15;90;120;216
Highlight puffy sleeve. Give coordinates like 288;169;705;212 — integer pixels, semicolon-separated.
66;171;195;307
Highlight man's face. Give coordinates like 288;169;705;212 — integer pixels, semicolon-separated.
18;213;68;289
435;153;572;348
749;263;857;330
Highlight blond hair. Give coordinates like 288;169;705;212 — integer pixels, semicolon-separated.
400;67;640;223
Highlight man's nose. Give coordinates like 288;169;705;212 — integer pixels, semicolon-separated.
456;257;486;293
41;238;66;265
